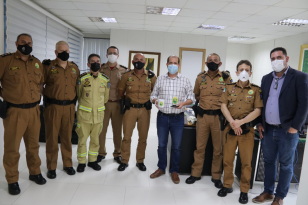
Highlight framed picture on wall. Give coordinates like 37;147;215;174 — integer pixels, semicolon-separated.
128;51;161;77
298;44;308;74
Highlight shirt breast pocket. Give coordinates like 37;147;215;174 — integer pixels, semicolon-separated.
34;69;42;84
71;74;77;86
51;74;60;85
215;85;224;95
126;81;136;92
227;95;237;102
200;85;207;95
8;70;21;84
245;95;254;104
143;82;151;92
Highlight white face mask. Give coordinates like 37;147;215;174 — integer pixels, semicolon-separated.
271;60;285;73
238;70;250;82
108;54;118;64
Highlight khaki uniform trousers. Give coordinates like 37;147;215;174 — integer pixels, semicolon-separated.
76;121;103;163
3;106;41;184
98;101;123;157
223;125;254;193
44;104;75;170
191;114;223;179
121;107;150;164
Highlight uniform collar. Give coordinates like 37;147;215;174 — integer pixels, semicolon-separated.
14;51;33;60
205;70;222;77
54;58;71;68
102;62;119;70
164;72;181;79
132;69;147;76
235;80;252;88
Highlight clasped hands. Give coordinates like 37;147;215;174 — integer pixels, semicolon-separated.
230;119;244;136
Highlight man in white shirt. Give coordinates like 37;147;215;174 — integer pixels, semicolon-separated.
150;55;194;184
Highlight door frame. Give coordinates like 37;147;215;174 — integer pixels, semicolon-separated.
179;47;206;73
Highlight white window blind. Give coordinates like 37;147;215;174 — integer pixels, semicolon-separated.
5;0;84;67
6;0;46;60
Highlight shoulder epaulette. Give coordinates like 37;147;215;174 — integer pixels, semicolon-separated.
227;82;236;85
32;55;40;61
222;71;229;79
120;65;128;69
0;53;12;57
198;71;206;76
42;59;51;65
80;72;88;78
251;83;260;88
148;69;155;79
99;73;110;82
71;61;79;68
125;69;132;73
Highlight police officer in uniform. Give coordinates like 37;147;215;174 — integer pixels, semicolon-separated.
186;53;232;187
75;54;110;172
42;41;80;179
97;46;127;164
0;33;46;195
218;60;263;204
117;53;157;171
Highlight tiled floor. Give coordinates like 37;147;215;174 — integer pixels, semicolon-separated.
0;121;299;205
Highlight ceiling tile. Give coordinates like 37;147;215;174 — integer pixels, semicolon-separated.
242;15;283;24
49;9;85;17
114;12;145;19
275;0;308;9
72;2;111;10
258;25;291;31
211;12;250;21
82;11;115;17
146;0;188;8
256;7;306;17
144;25;169;31
232;0;281;6
239;32;263;37
100;29;111;34
174;16;206;24
106;0;146;5
76;25;99;29
231;21;267;29
58;16;91;22
145;14;176;22
224;26;254;32
171;22;201;28
178;9;216;19
184;0;230;11
247;29;276;35
221;3;268;15
34;1;78;9
145;20;172;26
119;24;144;29
190;29;219;35
167;27;194;32
110;4;145;13
290;11;308;19
116;18;144;24
66;21;95;26
202;18;237;26
214;31;242;36
72;0;108;2
94;22;120;28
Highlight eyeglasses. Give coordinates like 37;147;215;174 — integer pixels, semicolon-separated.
274;78;279;90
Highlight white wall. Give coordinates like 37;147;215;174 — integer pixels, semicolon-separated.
110;29;228;76
0;0;4;168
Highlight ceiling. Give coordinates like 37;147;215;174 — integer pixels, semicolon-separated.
32;0;308;44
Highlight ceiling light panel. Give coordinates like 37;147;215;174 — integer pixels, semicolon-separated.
228;36;255;40
146;6;180;15
273;18;308;27
198;24;226;30
89;17;117;23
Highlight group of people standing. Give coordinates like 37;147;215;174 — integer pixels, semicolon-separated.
0;33;307;205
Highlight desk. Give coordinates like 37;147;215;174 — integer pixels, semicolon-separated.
167;126;213;175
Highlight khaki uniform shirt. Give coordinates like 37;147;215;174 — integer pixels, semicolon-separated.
118;69;157;104
76;72;110;124
194;71;232;110
43;59;80;101
219;80;263;119
100;63;127;101
0;52;44;104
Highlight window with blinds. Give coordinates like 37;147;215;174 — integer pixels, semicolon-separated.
5;0;84;67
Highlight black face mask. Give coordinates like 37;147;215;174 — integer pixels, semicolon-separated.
133;61;145;70
17;44;32;55
207;62;219;71
90;62;100;72
57;51;69;61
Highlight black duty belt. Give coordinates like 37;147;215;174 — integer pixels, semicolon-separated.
130;103;145;108
266;123;282;128
202;109;221;115
158;111;184;117
46;97;75;106
7;101;40;109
